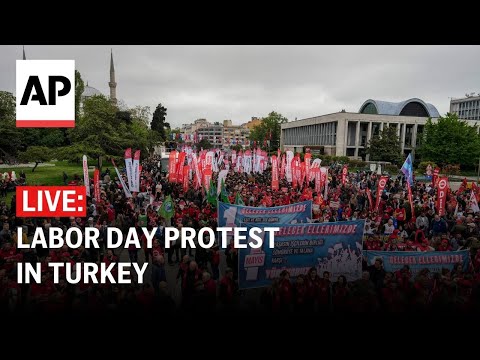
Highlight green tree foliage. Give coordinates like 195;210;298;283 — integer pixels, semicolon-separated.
151;103;170;141
366;126;402;164
0;91;22;157
197;138;212;149
418;113;480;167
18;146;52;172
57;95;158;167
75;70;84;122
248;112;287;151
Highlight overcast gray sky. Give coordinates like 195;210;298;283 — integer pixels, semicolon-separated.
1;45;479;128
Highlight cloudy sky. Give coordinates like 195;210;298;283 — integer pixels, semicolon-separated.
1;45;479;128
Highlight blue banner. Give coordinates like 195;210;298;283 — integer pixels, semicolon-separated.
363;250;470;276
217;200;313;228
239;220;365;289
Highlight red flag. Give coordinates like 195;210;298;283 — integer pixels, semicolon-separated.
203;168;212;190
375;176;388;212
292;159;298;189
176;152;186;183
300;162;306;188
168;150;177;183
304;153;311;186
280;155;286;179
271;155;279;190
183;166;189;192
94;168;101;203
342;165;348;186
436;177;449;216
314;168;321;193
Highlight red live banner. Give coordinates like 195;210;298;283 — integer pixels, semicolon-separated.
436;177;449;216
16;186;86;217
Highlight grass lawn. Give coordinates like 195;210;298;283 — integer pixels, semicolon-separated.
1;161;95;205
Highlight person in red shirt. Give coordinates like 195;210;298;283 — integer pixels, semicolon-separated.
293;274;308;313
332;275;349;312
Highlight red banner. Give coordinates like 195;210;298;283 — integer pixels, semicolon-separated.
342;165;348;186
436;177;449;216
280;155;286;179
432;167;440;187
366;187;373;209
183;166;189;193
300;162;306;187
292;159;298;189
472;182;480;202
375;176;388;212
94;168;101;203
168;150;177;183
176;152;186;183
271;155;279;190
304;153;311;186
320;167;327;193
314;168;321;193
203;168;212;191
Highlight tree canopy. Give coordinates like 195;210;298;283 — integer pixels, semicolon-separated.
366;126;402;164
151;103;170;141
248;111;287;151
18;146;52;172
418;113;480;167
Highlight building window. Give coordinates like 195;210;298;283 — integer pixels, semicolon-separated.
347;122;356;146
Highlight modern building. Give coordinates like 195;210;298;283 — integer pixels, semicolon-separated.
281;98;441;160
223;120;250;147
197;123;224;147
182;118;250;148
450;94;480;121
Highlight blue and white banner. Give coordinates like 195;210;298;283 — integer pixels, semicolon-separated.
218;200;313;228
239;220;365;289
363;250;470;276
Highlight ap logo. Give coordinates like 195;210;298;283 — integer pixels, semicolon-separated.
16;60;75;128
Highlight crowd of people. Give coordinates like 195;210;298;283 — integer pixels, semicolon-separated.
1;149;480;315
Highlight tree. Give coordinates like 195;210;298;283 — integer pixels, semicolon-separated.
231;144;243;152
418;113;480;167
151;103;170;141
18;146;52;172
366;126;402;164
197;138;212;149
248;112;287;151
75;70;84;122
57;95;159;168
0;91;22;158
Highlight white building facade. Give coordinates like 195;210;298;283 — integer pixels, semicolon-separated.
281;98;441;160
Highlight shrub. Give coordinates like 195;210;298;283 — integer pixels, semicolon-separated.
384;164;399;174
442;164;461;176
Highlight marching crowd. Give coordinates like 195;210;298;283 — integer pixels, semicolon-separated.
0;150;480;315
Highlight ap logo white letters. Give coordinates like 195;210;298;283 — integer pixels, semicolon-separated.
16;60;75;128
